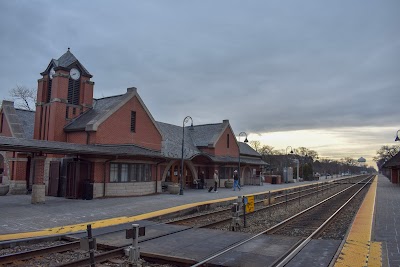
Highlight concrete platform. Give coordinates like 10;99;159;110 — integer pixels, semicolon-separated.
287;239;342;267
139;228;302;265
0;178;342;241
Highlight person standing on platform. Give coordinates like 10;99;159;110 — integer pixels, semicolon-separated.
233;170;241;191
213;170;219;193
199;171;205;189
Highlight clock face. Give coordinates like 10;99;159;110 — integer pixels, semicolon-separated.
49;67;55;79
70;68;81;80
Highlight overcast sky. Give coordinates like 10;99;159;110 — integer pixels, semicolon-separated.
0;0;399;167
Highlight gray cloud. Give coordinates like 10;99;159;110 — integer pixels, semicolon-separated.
0;1;399;155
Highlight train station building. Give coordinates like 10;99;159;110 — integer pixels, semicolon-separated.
382;151;400;184
0;49;266;202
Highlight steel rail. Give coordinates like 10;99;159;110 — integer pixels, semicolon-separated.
56;247;125;267
168;180;344;228
0;241;80;265
274;175;374;267
190;175;373;267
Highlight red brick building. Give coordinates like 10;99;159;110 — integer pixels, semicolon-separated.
382;152;400;184
0;50;265;202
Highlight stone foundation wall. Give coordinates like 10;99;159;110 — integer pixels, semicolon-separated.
9;180;26;194
93;183;104;198
103;182;156;197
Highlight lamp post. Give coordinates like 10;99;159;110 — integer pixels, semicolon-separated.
395;130;400;142
238;132;248;185
180;116;193;195
302;152;308;179
292;149;300;181
285;146;294;183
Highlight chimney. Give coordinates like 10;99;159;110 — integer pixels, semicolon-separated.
127;87;137;93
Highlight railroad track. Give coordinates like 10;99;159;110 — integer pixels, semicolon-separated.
166;176;365;229
191;175;374;267
0;175;368;267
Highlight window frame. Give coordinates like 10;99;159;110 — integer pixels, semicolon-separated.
109;162;152;183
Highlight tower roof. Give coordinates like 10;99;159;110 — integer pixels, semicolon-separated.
41;48;92;77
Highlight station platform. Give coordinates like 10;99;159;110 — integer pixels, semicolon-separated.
334;174;399;267
0;174;398;266
0;176;336;240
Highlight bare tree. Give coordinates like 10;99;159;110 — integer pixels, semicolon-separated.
296;147;319;160
249;140;261;152
373;145;400;163
9;85;37;110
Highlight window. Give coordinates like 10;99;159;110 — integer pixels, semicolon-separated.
109;162;152;182
110;163;119;182
227;134;230;148
121;164;129;182
47;79;52;103
131;111;136;132
65;107;69;119
68;77;80;105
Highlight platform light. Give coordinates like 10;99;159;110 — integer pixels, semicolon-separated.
180;116;193;195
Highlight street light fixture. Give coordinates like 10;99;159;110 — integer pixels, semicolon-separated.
285;146;294;183
180;116;193;195
238;132;248;185
395;130;400;142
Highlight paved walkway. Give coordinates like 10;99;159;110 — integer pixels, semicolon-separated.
374;174;400;266
0;177;337;237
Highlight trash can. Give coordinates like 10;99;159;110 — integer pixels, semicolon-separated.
83;181;94;200
271;176;277;184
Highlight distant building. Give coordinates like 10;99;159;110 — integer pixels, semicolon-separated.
382;152;400;184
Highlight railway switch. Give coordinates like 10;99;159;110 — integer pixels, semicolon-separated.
125;224;145;266
230;202;241;231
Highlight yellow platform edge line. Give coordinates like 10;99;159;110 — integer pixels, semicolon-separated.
0;179;345;242
334;176;380;267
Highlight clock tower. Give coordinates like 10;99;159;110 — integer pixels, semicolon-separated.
34;49;94;142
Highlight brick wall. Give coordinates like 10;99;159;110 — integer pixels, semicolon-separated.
13;159;27;182
94;96;162;150
34;157;46;184
47;102;67;142
67;132;87;144
81;79;94;108
93;161;105;183
214;126;239;157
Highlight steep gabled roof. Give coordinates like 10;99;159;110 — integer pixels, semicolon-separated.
156;121;201;159
239;142;261;157
382;152;400;168
190;123;225;146
1;101;35;139
156;120;263;162
15;109;35;139
64;88;162;137
41;49;92;77
64;94;125;131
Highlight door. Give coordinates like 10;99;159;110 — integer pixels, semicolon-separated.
48;161;60;196
65;160;91;199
